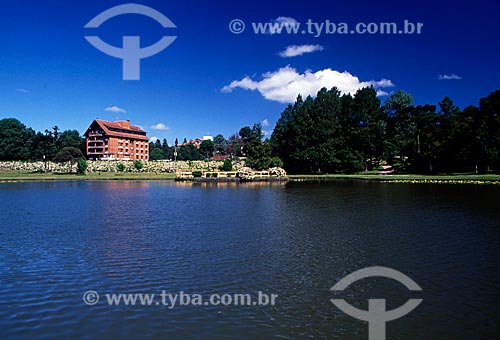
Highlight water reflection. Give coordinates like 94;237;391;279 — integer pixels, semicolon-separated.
0;181;498;339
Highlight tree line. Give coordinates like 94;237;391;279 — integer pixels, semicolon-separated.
148;134;245;161
147;128;282;170
270;88;500;174
2;87;499;174
0;119;85;162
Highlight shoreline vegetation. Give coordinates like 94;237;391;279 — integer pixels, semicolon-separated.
2;89;500;180
2;169;500;185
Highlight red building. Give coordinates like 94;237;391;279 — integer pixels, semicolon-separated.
84;119;149;160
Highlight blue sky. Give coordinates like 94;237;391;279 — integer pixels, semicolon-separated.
0;0;499;144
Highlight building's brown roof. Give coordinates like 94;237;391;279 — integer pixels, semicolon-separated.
86;119;149;141
211;154;229;161
180;138;203;148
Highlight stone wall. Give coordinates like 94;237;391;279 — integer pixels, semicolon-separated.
0;160;246;173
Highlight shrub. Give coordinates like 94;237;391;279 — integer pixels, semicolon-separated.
133;160;144;171
53;147;83;163
391;162;407;173
221;158;232;171
192;171;202;177
269;157;284;168
77;159;88;174
116;163;125;172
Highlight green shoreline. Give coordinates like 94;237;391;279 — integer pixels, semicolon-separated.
288;174;500;185
2;170;500;185
0;171;177;181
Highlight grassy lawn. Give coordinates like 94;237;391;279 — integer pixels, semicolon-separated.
2;170;500;184
288;173;500;182
0;170;176;181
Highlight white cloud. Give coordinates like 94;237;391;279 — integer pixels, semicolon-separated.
371;79;395;87
265;16;299;34
105;105;126;113
16;88;29;93
278;44;324;58
149;136;159;142
150;123;170;131
438;74;462;80
222;66;395;103
261;118;270;127
275;16;297;25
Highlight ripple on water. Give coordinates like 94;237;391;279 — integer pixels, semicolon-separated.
0;181;499;339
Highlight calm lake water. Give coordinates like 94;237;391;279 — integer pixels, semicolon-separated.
0;180;499;339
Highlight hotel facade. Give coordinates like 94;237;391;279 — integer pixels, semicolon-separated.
84;119;149;161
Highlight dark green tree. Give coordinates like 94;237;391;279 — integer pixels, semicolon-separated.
271;89;365;173
383;90;415;169
30;131;57;161
52;125;60;144
177;144;203;160
58;130;84;151
436;96;460;172
478;90;500;172
0;118;35;160
161;138;170;159
410;104;439;173
221;158;232;171
150;148;165;160
53;147;84;172
133;160;144;171
352;87;384;170
77;159;88;174
227;133;242;157
154;139;162;149
213;134;227;154
239;124;273;170
199;139;215;158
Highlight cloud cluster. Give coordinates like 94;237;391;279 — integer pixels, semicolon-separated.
150;123;170;131
222;66;394;103
278;44;324;58
438;74;462;80
267;17;298;34
105;105;126;113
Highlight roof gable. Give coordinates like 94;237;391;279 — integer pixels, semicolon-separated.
85;119;149;141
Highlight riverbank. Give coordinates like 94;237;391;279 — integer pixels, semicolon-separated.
0;170;176;181
0;160;245;174
2;170;500;184
288;173;500;185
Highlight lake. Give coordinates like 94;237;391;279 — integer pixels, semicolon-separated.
0;180;499;339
